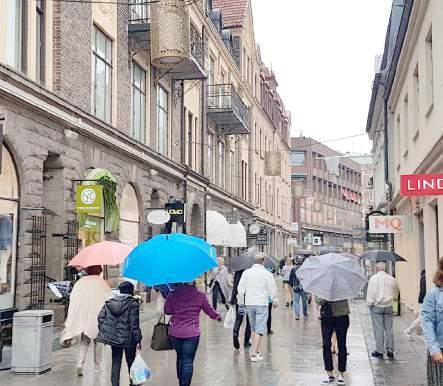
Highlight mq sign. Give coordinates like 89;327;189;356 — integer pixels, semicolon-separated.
369;215;411;234
401;174;443;196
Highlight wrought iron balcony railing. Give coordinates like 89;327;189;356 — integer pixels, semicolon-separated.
129;1;149;24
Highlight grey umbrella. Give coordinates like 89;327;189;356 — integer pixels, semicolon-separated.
295;249;313;257
296;253;367;301
230;249;278;272
361;250;407;262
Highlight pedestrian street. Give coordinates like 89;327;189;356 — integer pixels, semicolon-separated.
1;285;375;386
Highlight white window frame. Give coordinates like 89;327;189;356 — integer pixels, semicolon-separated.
156;84;169;156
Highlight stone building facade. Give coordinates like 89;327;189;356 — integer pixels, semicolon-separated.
0;0;292;317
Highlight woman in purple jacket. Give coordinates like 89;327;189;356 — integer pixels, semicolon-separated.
165;282;221;386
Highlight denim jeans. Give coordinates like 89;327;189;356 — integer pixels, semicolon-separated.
171;336;200;386
111;346;137;386
293;290;308;316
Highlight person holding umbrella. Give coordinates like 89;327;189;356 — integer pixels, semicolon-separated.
165;282;222;386
231;269;251;349
366;262;398;359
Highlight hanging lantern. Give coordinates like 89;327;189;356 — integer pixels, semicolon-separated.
151;0;190;68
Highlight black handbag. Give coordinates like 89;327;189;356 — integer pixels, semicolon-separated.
150;314;173;351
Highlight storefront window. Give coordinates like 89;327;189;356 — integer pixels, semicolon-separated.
0;145;19;310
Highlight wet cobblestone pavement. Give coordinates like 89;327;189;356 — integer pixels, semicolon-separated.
0;284;427;385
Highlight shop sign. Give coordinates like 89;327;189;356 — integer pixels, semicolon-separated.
288;238;298;246
401;173;443;196
264;152;282;176
225;211;239;224
366;210;388;242
165;202;185;223
290;222;299;233
147;210;171;225
76;185;103;214
256;230;268;245
369;215;411;234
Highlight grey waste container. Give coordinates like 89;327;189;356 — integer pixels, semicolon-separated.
11;310;53;374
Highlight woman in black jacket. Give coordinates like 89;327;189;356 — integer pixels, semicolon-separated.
97;281;142;386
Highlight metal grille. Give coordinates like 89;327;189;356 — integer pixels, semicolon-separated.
190;25;205;69
28;216;47;310
64;220;80;283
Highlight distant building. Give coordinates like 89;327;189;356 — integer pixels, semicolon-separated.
290;137;364;254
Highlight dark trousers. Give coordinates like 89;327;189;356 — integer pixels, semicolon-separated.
233;305;251;344
111;346;137;386
171;336;200;386
321;315;350;373
212;282;227;310
267;303;272;332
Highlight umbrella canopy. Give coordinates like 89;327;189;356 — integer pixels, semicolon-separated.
295;249;313;257
230;249;278;272
123;233;217;286
296;253;367;301
68;241;132;268
361;250;406;262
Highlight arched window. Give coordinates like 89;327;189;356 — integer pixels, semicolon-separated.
120;184;140;248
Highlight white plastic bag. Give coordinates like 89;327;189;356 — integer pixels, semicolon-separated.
130;353;151;384
223;307;236;329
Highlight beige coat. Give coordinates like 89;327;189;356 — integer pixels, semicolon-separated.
61;275;112;341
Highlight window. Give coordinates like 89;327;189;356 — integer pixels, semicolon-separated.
403;94;409;155
229;151;235;194
156;85;169;155
396;114;401;166
36;0;45;83
425;26;434;115
208;56;215;86
290;151;305;166
194;117;199;171
412;64;420;139
208;134;214;181
187;112;193;166
218;141;225;188
5;0;26;71
130;0;148;22
132;62;146;142
93;27;112;123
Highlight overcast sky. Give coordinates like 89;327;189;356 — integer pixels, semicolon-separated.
252;0;393;154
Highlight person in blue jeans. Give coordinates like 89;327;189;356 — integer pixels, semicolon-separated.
289;258;308;320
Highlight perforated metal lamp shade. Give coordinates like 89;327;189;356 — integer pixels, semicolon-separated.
151;0;190;68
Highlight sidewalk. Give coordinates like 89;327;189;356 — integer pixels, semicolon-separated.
0;288;375;386
356;301;427;386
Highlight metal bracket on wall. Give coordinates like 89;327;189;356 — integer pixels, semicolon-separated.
153;67;172;86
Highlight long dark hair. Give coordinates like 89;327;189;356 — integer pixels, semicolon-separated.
433;258;443;287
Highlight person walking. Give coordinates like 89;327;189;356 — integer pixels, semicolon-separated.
210;257;230;311
290;257;308;320
96;281;142;386
237;254;278;362
422;259;443;386
281;257;293;307
366;261;398;359
231;269;251;349
267;298;274;335
317;298;350;385
405;269;426;340
165;282;222;386
60;265;111;376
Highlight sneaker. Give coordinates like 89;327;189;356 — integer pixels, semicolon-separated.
256;353;264;361
244;341;251;348
387;350;394;359
76;365;83;377
321;376;335;384
233;334;240;350
295;315;300;320
371;351;383;359
250;354;263;362
268;330;274;335
337;375;345;385
404;329;414;341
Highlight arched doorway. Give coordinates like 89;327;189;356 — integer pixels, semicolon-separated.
120;184;140;248
190;203;203;237
0;144;19;310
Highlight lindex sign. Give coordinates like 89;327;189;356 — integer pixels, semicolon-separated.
401;173;443;196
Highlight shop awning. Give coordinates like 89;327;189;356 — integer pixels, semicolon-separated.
206;211;247;248
229;221;247;248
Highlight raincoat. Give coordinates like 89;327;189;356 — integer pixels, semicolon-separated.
211;265;231;300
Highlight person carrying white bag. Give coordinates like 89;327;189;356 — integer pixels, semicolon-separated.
130;353;152;384
224;307;236;329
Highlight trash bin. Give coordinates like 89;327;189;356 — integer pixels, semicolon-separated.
11;310;54;374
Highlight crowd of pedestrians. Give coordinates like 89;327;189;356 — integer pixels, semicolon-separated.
58;249;443;386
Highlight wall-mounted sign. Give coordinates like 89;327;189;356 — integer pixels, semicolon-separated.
369;215;411;234
288;238;298;246
76;185;103;214
290;222;299;233
264;152;282;176
147;210;171;225
165;202;185;223
401;173;443;196
365;210;388;242
225;211;239;224
256;230;268;245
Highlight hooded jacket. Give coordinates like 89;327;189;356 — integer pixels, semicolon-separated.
96;294;142;348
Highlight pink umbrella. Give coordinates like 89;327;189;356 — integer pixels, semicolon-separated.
68;241;132;268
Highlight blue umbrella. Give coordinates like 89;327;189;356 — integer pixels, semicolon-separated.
123;233;218;286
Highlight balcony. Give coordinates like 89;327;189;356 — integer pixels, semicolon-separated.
207;84;250;135
169;26;207;80
128;3;150;50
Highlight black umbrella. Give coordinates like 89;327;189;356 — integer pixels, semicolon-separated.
361;250;407;262
295;249;313;257
230;249;279;272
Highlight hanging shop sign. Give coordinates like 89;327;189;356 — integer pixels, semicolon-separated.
264;152;282;176
76;185;103;214
165;202;186;223
369;215;411;234
365;210;388;242
225;211;239;224
256;230;269;245
147;210;171;225
401;173;443;196
288;238;298;246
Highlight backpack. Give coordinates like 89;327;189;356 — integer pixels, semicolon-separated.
291;267;303;292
